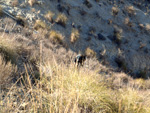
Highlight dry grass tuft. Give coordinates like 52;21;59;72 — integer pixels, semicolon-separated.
145;23;150;31
0;34;20;64
28;0;36;6
34;20;47;30
49;30;64;44
85;47;96;58
70;28;80;43
44;11;54;23
56;13;67;27
124;17;133;27
112;6;119;16
125;5;136;15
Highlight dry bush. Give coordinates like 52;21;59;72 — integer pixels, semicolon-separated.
49;30;64;44
0;55;17;87
56;13;67;27
125;5;136;15
11;0;19;7
28;0;36;6
44;11;54;23
70;28;79;43
112;6;119;16
85;47;96;58
34;20;47;30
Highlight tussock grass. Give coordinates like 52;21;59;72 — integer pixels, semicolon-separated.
1;60;150;113
125;5;136;15
85;47;96;58
0;34;19;64
34;20;47;30
44;11;54;23
70;28;79;43
112;6;119;16
56;13;67;27
49;30;64;44
28;0;36;6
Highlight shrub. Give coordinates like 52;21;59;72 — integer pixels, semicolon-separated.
85;47;96;58
70;28;79;43
49;30;64;44
34;20;47;30
56;13;67;27
44;11;54;23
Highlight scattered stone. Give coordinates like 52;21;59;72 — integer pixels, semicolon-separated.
57;4;65;12
97;33;106;40
79;9;87;16
83;0;92;8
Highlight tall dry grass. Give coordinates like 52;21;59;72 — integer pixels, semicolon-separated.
0;58;150;113
0;55;17;88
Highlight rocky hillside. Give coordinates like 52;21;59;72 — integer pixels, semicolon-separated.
1;0;150;78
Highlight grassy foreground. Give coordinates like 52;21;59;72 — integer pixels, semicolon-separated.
0;58;150;113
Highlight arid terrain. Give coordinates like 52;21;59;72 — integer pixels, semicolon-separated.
0;0;150;113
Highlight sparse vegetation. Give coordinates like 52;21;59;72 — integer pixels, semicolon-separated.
1;0;150;113
34;20;47;30
85;47;96;58
56;13;67;27
70;28;80;43
49;30;64;44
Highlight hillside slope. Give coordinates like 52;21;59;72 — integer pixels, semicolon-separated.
1;0;150;78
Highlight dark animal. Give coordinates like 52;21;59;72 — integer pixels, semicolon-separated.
74;54;86;67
